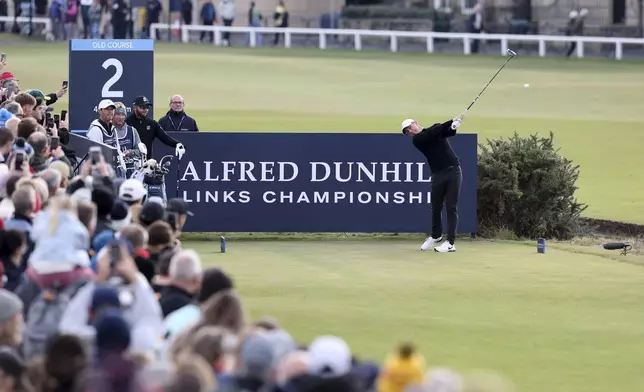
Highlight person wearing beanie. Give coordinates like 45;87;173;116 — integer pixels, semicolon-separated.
376;343;425;392
0;289;24;349
89;284;121;324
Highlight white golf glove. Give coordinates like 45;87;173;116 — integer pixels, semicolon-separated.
451;116;462;130
175;143;186;160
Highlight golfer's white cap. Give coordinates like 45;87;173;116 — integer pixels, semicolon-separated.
401;119;415;133
569;10;578;18
98;99;116;110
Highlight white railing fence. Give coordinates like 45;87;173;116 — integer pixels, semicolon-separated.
150;23;644;60
0;16;52;33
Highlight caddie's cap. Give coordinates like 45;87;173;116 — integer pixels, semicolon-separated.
133;96;152;107
98;99;116;110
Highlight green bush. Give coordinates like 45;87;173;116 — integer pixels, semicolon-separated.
477;132;587;240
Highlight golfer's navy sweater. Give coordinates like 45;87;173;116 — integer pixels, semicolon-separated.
412;120;460;173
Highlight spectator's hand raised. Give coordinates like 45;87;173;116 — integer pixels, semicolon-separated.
59;116;69;131
51;146;64;159
96;243;139;284
56;85;68;98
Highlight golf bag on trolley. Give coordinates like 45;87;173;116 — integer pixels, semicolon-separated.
125;144;170;204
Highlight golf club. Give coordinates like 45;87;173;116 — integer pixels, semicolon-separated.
455;48;517;123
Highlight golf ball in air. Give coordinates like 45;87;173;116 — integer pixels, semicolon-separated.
524;83;530;88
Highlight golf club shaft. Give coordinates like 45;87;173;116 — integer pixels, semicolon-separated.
460;51;516;118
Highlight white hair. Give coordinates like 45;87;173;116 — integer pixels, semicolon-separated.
41;168;62;192
169;249;202;282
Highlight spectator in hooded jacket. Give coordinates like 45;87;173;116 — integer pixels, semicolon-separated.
158;95;199;133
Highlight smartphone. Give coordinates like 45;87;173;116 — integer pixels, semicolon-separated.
6;84;13;97
14;152;23;171
1;53;5;62
60;110;67;122
50;136;59;150
47;118;54;130
89;146;102;165
53;114;60;129
62;80;68;89
109;243;121;269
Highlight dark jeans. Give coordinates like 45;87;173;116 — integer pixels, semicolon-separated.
201;19;214;42
430;165;463;244
222;18;233;41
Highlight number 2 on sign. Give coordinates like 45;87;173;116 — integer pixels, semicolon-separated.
102;58;124;98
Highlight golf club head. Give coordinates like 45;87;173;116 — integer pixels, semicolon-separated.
507;49;517;56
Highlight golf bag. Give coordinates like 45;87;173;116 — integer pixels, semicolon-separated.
140;157;172;204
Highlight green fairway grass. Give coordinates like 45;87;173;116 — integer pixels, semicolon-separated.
188;238;644;392
4;40;644;223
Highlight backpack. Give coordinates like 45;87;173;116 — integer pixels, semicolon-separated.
22;279;88;359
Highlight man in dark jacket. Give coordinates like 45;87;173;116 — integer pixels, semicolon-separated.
158;95;199;133
158;250;202;317
126;96;185;158
401;115;463;253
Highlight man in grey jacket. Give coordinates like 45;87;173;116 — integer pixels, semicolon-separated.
58;239;164;358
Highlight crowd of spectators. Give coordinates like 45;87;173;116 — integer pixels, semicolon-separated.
0;51;514;392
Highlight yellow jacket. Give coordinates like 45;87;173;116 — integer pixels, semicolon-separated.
376;353;426;392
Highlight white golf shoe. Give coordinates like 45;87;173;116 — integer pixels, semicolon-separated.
421;236;442;251
434;241;456;253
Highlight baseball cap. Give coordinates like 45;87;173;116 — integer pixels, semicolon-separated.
98;99;116;110
119;179;146;203
166;198;193;216
400;119;415;134
26;89;51;103
308;336;352;378
91;284;121;313
0;72;16;81
139;201;166;226
133;96;152;107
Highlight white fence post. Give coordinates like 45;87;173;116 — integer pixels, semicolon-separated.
355;33;362;51
390;35;398;52
426;35;434;53
319;31;326;49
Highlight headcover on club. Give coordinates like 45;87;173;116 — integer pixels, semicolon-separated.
600;242;632;255
506;48;517;56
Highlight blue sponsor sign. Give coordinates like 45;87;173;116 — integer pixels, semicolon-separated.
69;39;154;134
154;133;478;233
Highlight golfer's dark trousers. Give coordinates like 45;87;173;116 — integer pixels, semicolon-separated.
431;165;463;244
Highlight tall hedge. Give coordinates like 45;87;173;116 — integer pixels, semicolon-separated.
477;132;587;240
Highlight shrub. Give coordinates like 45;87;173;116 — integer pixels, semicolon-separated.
477;131;587;240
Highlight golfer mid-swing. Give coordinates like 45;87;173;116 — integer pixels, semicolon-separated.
401;115;463;253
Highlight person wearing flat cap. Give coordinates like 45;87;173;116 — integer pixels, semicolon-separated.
401;115;463;254
126;95;186;160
